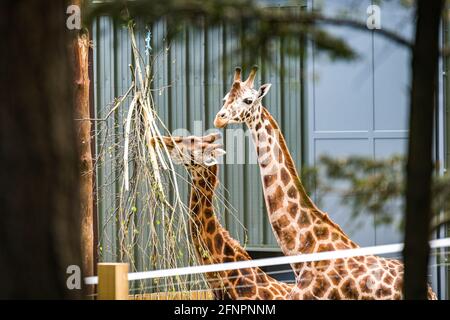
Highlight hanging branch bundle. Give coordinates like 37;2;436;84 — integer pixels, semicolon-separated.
94;22;211;295
92;20;247;297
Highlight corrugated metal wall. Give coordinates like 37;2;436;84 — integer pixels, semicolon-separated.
92;1;307;262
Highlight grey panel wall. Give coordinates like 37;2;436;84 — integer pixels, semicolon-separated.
307;0;412;246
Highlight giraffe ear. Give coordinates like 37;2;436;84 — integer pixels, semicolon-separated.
203;157;218;166
214;148;226;158
257;83;271;100
204;148;226;166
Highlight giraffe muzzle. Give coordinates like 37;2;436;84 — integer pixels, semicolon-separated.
213;116;228;128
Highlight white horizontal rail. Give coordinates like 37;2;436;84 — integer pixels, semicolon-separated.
85;237;450;285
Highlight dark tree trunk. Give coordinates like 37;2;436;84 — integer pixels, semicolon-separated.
403;0;443;300
0;1;83;298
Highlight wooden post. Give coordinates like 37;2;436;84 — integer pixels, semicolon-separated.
97;263;129;300
71;0;95;289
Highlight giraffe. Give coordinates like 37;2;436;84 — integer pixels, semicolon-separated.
213;66;437;300
152;133;295;300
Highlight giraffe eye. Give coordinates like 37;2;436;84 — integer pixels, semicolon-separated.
243;98;253;105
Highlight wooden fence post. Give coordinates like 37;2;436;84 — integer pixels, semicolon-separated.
97;263;129;300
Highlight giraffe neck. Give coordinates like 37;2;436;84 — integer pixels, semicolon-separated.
246;106;358;259
188;165;272;298
189;165;250;262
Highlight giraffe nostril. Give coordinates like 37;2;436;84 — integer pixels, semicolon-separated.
218;112;226;119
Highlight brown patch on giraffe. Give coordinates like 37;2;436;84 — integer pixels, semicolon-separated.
383;273;394;285
366;256;377;265
263;174;277;188
206;220;216;234
272;221;282;235
335;259;348;278
281;226;297;251
331;232;339;241
292;263;303;274
208;174;216;186
223;243;234;257
341;278;359;299
302;292;315;300
388;261;399;269
393;277;403;292
266;124;273;136
299;231;316;254
391;259;401;266
360;275;374;294
254;273;266;286
204;237;213;251
204;207;213;218
280;167;290;186
287;201;298;219
235;277;256;296
313;224;330;240
328;288;341;300
191;192;199;203
312;276;331;298
335;241;349;250
255;122;262;131
267;185;284;214
317;243;334;253
328;269;342;286
298;210;311;228
228;269;239;283
236;254;247;261
272;283;283;292
223;257;235;263
276;215;290;228
345;257;358;268
270;286;280;295
314;244;334;270
214;234;223;251
287;185;297;199
376;285;392;298
258;288;274;300
202;196;210;207
298;269;313;289
240;268;255;281
351;264;368;278
340;236;350;245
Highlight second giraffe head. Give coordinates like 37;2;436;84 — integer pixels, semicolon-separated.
151;133;226;170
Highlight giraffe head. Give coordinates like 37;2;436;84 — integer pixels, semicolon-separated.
151;133;226;171
214;66;271;128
